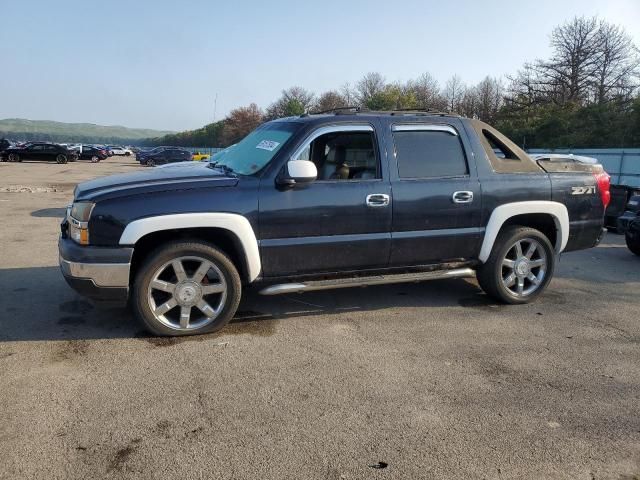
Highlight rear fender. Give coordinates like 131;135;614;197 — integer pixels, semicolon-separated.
479;201;569;262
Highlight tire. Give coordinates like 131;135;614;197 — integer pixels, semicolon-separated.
125;152;131;156
8;153;20;162
146;158;155;167
625;232;640;256
476;226;555;304
91;156;99;163
132;241;242;336
56;154;68;164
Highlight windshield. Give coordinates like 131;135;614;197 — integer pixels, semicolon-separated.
209;122;300;175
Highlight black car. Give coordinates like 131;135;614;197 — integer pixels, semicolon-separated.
617;195;640;255
605;184;640;232
0;138;11;152
59;110;608;336
142;147;192;166
4;142;78;163
136;146;166;164
78;145;108;163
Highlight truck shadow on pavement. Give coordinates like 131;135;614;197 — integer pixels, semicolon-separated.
0;265;499;343
31;207;68;218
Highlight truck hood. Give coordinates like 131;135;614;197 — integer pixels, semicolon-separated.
74;162;238;201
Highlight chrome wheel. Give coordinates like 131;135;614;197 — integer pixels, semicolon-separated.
56;154;67;164
91;155;99;163
500;238;547;297
147;256;227;331
8;153;19;162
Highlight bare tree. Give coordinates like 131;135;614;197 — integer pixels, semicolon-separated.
475;76;504;122
355;72;387;105
443;75;465;112
592;21;640;103
458;86;479;118
265;86;315;120
407;72;446;110
314;90;349;112
340;82;358;106
221;103;263;145
505;16;639;110
535;16;602;104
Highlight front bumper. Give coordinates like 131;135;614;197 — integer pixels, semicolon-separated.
58;237;134;306
617;212;639;234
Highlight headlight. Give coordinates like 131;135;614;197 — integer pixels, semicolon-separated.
71;202;94;222
69;202;94;245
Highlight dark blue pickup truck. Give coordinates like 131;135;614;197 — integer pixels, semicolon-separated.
59;110;610;336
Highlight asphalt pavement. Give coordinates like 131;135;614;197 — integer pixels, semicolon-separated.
0;157;639;479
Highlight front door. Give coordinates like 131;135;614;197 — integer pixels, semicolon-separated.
259;124;392;277
387;121;482;266
26;144;45;161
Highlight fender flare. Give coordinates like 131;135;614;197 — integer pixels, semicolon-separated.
479;201;570;263
119;213;261;282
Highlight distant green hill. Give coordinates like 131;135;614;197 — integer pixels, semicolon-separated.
0;118;175;144
142;120;225;148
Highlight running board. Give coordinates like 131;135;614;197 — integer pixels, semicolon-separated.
258;268;475;296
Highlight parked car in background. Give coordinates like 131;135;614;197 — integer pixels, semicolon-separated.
78;145;108;163
3;142;78;163
109;146;133;156
136;146;168;164
605;185;640;232
143;147;192;166
0;138;13;155
617;194;640;255
59;110;609;336
191;151;211;161
62;143;83;153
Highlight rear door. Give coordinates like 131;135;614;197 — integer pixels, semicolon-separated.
387;120;482;265
45;144;60;161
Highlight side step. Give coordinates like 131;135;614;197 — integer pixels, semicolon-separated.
259;268;475;296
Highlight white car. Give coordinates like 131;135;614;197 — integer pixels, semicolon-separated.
109;146;133;156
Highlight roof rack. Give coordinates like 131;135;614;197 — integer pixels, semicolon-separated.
309;106;362;115
307;107;456;117
387;108;454;116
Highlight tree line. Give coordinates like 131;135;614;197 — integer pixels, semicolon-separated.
146;16;640;149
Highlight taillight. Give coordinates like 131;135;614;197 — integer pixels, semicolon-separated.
593;166;611;209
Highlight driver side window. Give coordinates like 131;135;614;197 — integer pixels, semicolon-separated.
295;130;379;181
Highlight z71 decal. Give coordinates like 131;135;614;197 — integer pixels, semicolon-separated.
571;186;596;195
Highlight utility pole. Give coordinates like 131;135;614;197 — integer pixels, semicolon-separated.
213;93;218;123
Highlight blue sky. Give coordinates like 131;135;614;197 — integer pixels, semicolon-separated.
1;0;638;131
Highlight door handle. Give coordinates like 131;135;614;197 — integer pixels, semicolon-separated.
366;194;390;207
452;191;474;204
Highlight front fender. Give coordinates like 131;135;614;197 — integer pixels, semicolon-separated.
119;213;261;282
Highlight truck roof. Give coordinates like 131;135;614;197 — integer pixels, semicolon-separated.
271;108;461;125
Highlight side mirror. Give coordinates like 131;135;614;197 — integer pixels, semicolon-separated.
278;160;317;187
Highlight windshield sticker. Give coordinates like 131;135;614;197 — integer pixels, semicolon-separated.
256;140;280;152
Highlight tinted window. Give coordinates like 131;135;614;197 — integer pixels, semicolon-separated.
30;145;45;151
297;131;379;180
45;145;58;151
394;130;467;178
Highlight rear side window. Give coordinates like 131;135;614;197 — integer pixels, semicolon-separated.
393;127;468;178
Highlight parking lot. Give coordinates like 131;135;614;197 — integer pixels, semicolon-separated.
0;157;639;479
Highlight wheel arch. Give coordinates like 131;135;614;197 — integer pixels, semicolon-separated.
479;201;569;263
120;213;261;284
